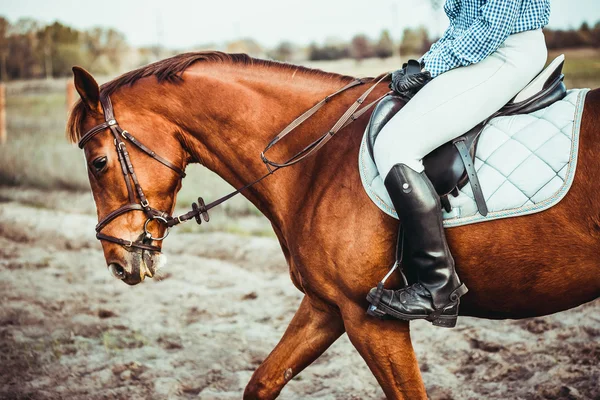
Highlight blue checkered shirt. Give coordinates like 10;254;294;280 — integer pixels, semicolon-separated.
421;0;550;77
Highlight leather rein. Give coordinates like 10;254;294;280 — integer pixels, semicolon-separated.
78;74;391;252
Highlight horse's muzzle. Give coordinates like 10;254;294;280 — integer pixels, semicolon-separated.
107;248;165;285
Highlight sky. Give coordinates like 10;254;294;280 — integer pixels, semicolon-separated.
2;0;600;49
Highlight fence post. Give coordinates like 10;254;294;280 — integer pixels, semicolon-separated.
0;83;5;145
66;80;75;115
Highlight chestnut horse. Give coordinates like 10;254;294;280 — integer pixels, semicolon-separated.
67;52;600;399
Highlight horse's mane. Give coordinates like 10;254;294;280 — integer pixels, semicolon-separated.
67;51;357;143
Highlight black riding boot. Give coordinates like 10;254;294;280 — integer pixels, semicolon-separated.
367;163;468;328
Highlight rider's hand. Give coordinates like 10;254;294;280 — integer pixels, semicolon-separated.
389;67;432;98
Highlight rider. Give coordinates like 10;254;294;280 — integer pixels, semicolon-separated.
369;0;550;326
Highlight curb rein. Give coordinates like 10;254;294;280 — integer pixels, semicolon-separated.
78;74;391;252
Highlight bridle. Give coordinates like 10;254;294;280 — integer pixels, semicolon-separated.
78;75;391;253
79;94;188;252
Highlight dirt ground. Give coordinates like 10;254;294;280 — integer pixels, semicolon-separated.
0;187;598;400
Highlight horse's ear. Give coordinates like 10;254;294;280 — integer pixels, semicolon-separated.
72;66;102;114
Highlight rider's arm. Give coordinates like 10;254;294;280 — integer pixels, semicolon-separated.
422;0;523;78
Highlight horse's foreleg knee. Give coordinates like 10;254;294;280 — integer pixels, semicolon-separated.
341;302;426;400
243;296;344;399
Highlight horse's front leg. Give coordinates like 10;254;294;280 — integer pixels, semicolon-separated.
341;302;427;400
243;295;345;400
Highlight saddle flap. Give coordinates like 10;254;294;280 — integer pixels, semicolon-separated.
366;95;406;162
512;54;565;104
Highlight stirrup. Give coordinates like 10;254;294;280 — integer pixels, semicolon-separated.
366;260;409;319
367;226;407;319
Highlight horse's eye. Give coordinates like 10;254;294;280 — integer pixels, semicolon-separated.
92;156;107;172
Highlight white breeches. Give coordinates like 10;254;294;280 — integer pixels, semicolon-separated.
374;29;548;177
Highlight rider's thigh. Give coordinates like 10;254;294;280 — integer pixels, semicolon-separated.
374;29;547;176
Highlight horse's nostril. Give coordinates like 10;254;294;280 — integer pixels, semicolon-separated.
108;263;127;280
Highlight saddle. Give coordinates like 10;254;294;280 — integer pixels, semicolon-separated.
366;54;567;216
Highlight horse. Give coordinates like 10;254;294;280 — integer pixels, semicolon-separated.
67;52;600;399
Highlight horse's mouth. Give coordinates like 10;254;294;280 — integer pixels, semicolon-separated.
111;249;166;285
141;250;167;281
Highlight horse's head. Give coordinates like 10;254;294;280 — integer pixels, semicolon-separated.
68;67;187;285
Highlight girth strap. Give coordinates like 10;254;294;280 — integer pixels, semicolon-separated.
453;139;488;216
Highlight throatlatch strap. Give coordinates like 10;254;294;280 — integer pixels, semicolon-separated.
454;139;488;216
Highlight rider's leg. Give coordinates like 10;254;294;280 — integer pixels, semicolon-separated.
369;163;469;327
374;29;548;176
369;29;547;326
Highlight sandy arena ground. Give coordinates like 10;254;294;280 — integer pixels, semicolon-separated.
0;188;598;400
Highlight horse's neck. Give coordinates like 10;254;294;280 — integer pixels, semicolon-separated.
176;64;379;231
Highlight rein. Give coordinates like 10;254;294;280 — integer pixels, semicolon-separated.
78;74;391;252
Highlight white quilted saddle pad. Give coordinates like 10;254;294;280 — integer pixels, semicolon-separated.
359;89;589;227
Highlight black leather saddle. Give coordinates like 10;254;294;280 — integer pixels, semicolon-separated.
366;54;568;216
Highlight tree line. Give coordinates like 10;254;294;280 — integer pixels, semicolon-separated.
0;17;129;81
305;22;600;62
2;15;600;81
544;22;600;49
303;28;433;62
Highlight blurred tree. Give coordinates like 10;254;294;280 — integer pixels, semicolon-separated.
103;29;128;66
592;21;600;47
41;27;53;78
308;43;319;60
83;27;128;74
578;22;593;46
544;27;589;49
375;29;394;59
9;18;41;79
269;41;294;62
0;17;133;79
226;38;264;57
350;34;374;61
399;26;430;56
308;42;349;61
581;22;590;32
54;43;89;76
37;22;82;78
0;17;8;81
